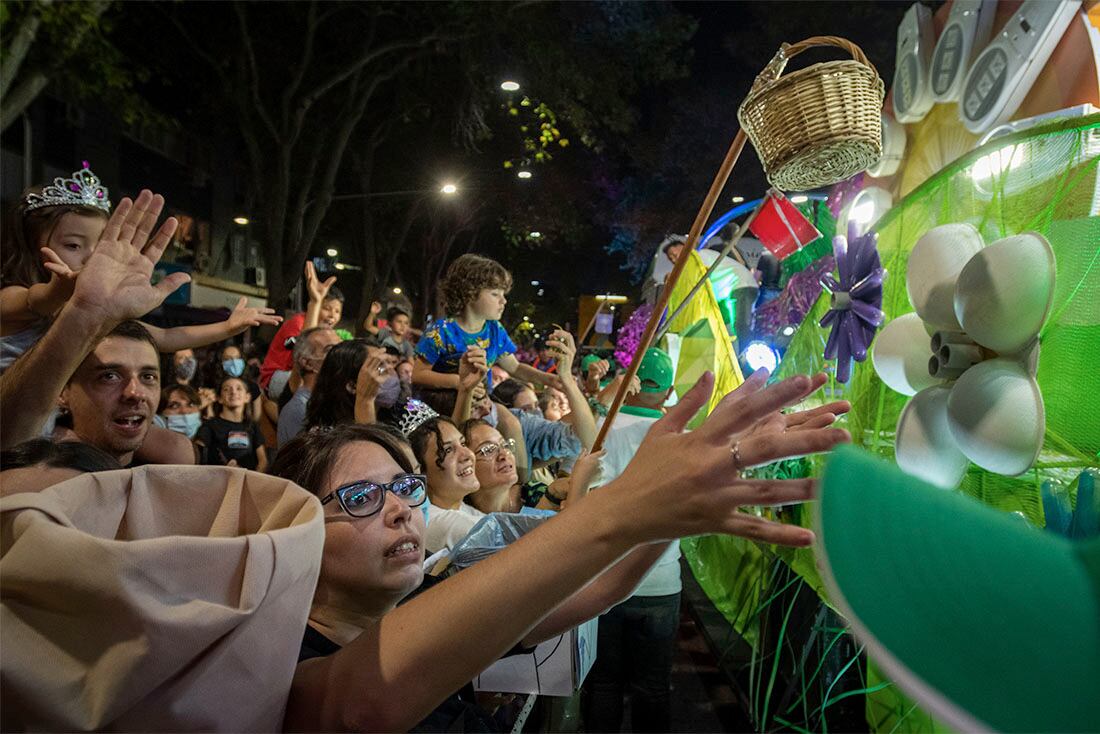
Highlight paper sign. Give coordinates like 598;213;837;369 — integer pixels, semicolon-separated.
748;191;822;260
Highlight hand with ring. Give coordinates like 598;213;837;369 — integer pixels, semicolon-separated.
356;353;391;398
613;368;850;547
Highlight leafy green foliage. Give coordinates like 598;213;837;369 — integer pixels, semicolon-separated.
0;1;157;131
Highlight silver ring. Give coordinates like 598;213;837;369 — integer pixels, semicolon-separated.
731;441;744;472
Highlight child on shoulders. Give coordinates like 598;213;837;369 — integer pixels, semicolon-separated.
413;254;559;392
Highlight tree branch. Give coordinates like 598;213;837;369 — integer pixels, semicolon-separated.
280;0;319;131
0;71;48;133
234;2;281;143
0;3;43;99
295;31;443;122
164;8;231;88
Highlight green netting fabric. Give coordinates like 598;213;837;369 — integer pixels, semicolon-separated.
780;114;1100;517
679;113;1100;733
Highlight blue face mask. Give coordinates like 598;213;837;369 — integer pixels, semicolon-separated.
165;412;202;439
223;358;245;377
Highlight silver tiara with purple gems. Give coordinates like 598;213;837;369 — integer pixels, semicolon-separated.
398;399;439;437
23;161;111;213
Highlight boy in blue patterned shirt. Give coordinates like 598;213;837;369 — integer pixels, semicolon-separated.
414;254;559;391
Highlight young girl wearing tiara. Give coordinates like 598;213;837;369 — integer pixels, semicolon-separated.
1;162;282;374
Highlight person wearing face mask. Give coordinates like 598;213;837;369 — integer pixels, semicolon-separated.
210;343;264;422
304;338;396;432
278;326;341;447
377;345;408;410
157;384;203;439
170;349;198;387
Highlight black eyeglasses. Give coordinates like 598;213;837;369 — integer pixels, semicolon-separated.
320;474;428;518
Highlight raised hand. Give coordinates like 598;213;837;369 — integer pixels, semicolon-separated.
225;296;283;335
585;358;610;392
39;246;81;300
570;448;606;493
546;327;577;374
611;369;850;548
458;346;488;391
304;261;337;304
356;353;391;398
69;190;188;328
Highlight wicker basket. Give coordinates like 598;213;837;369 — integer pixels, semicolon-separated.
738;36;885;192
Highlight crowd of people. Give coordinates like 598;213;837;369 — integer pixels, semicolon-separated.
0;165;851;731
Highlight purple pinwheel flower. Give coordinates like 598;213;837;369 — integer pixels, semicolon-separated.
819;224;885;383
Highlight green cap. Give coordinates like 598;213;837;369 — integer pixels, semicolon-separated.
815;446;1100;733
580;354;603;371
635;347;674;393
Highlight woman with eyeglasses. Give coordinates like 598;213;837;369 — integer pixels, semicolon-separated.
462;418;601;515
271;370;849;731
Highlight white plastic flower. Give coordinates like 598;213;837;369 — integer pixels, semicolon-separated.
870;223;1056;488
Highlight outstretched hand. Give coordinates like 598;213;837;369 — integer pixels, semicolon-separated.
70;190;188;328
226;296;283;334
612;369;850;548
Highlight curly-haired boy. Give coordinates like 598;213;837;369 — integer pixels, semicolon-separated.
413;254;558;390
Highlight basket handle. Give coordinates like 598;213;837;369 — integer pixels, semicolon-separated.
751;36;879;94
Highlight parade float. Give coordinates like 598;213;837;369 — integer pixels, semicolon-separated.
616;3;1099;730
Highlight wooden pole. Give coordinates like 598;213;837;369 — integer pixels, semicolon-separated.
653;196;767;344
592;128;749;451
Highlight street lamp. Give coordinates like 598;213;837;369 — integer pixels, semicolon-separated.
392;287;402;295
500;80;521;92
326;248;338;257
529;231;541;238
233;216;249;225
440;183;458;195
517;170;533;180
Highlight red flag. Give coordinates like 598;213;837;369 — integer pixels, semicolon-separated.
748;191;821;260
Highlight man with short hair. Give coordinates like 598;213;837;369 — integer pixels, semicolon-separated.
277;326;341;448
57;320;166;467
582;347;681;734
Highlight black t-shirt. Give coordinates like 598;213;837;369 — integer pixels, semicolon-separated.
195;416;264;469
297;575;538;732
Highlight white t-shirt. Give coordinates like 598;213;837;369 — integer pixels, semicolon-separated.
595;408;682;598
424;502;485;555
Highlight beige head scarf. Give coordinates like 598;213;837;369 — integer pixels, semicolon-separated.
1;466;323;731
